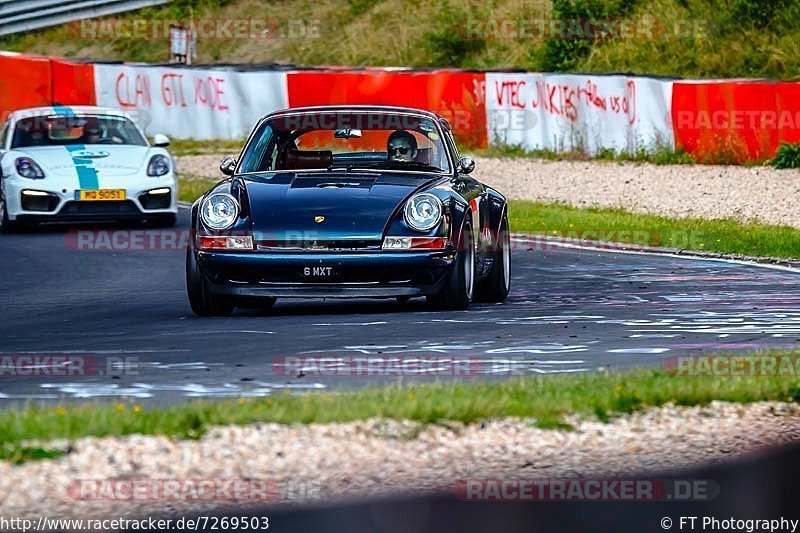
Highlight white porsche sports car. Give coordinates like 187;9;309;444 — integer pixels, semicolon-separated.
0;106;177;231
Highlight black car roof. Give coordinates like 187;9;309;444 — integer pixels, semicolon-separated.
263;105;445;121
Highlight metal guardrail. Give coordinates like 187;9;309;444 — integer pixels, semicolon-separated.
0;0;169;36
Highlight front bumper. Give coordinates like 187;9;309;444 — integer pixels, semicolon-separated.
4;175;177;222
197;249;457;299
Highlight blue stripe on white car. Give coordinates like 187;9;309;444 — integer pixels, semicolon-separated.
66;144;100;191
52;106;101;191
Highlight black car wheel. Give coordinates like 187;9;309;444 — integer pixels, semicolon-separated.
186;249;235;316
236;296;278;310
475;215;511;303
0;191;21;234
427;221;474;310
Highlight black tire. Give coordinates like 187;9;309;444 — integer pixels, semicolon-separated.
186;249;235;316
427;221;475;310
236;296;278;309
475;215;511;303
0;191;21;234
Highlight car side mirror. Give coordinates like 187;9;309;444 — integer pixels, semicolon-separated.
457;156;475;174
153;133;170;147
219;155;237;176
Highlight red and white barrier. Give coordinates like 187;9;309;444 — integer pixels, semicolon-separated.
51;59;96;106
3;51;800;162
0;52;52;117
286;70;488;148
486;73;673;155
93;64;287;139
672;80;800;162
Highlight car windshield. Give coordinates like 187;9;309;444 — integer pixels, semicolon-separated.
238;110;453;174
10;114;147;148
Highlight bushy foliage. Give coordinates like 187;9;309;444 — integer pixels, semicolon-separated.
731;0;791;29
422;1;486;67
5;0;800;79
772;142;800;169
541;0;638;71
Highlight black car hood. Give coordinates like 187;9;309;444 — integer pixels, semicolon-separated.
241;171;444;241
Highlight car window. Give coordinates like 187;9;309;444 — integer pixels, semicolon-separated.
238;124;274;173
10;114;147;148
238;111;452;174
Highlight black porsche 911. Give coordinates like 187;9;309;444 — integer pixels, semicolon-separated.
186;105;510;316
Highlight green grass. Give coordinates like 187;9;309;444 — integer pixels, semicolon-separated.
0;445;66;464
3;0;800;80
1;365;798;462
508;201;800;259
178;174;219;203
167;138;246;156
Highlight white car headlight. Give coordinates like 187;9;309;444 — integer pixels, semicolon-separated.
15;157;45;179
147;154;170;177
404;193;442;232
200;193;239;230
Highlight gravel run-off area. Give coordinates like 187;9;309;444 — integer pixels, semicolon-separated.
176;156;800;229
1;402;799;520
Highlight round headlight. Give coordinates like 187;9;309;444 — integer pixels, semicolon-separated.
147;154;170;177
404;193;442;232
200;193;239;230
15;157;45;179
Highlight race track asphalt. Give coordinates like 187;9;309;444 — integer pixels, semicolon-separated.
1;208;799;406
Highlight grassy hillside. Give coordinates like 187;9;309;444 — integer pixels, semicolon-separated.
2;0;799;79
